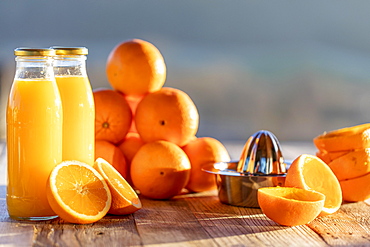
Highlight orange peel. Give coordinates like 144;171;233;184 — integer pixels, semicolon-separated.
46;160;112;224
94;158;141;215
285;154;342;216
258;187;325;226
313;123;370;152
340;172;370;202
328;149;370;181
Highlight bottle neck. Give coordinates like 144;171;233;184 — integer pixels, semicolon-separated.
14;56;54;80
53;55;87;77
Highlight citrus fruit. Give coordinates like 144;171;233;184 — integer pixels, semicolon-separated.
46;160;112;224
118;132;145;165
94;158;141;215
183;137;230;192
284;154;342;216
313;123;370;152
118;132;145;184
135;87;199;147
124;94;144;133
95;140;128;180
258;187;325;226
106;39;166;96
131;140;191;199
340;172;370;202
316;150;349;164
94;89;132;144
327;148;370;181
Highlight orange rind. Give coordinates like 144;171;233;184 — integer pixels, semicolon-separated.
316;150;349;164
328;148;370;181
313;123;370;152
183;137;230;192
131;140;191;199
285;154;342;216
258;187;325;226
95;140;128;180
46;160;112;224
106;39;166;96
340;172;370;202
94;158;141;215
135;87;199;147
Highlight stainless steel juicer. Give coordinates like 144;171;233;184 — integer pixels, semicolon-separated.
202;130;289;208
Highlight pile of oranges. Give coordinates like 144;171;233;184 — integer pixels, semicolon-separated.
46;39;369;226
94;39;230;199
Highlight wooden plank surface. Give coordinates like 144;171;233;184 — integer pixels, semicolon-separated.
0;184;370;246
1;140;370;246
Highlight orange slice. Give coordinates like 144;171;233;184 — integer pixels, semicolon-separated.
340;172;370;202
285;154;342;216
94;158;142;215
313;123;370;152
328;149;370;181
46;160;112;224
258;187;325;226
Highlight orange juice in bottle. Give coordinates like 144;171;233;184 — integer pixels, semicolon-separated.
7;48;62;220
52;47;95;165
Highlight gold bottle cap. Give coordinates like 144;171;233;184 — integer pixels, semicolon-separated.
51;46;88;55
14;48;55;56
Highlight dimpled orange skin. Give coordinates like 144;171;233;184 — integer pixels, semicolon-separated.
327;149;370;181
183;137;230;192
94;89;132;144
106;39;166;96
313;123;370;152
135;87;199;147
258;187;325;227
340;172;370;202
130;140;191;199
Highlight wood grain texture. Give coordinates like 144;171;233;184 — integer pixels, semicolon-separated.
1;140;370;246
1;187;370;246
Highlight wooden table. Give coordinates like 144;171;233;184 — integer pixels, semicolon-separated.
1;140;370;246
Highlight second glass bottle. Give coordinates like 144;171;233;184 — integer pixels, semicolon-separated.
52;47;95;166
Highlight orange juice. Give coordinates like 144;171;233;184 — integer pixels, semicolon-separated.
52;47;95;166
7;79;62;219
55;75;95;165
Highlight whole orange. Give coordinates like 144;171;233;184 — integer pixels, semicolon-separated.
106;39;166;96
118;132;145;165
183;137;230;192
135;87;199;147
130;140;191;199
95;140;128;180
94;89;132;144
123;94;144;133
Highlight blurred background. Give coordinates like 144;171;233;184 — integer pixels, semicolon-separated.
1;1;370;145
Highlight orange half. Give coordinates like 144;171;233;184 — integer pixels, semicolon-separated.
46;160;112;224
258;187;325;226
285;154;342;216
340;172;370;202
313;123;370;152
316;150;349;164
328;149;370;181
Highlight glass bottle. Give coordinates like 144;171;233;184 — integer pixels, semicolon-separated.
7;48;62;220
52;47;95;166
